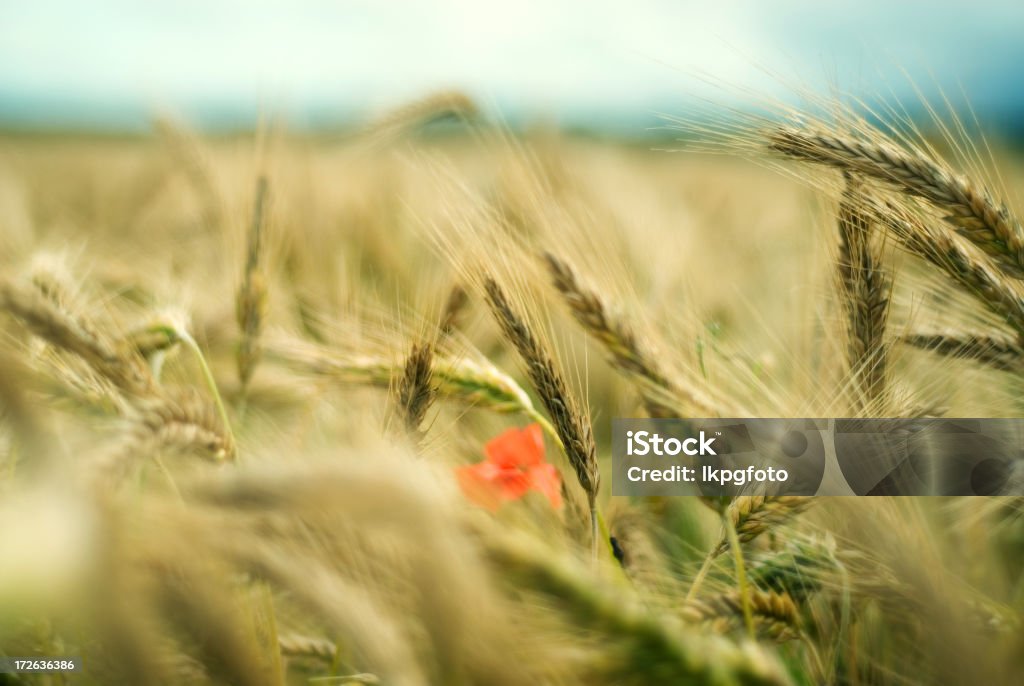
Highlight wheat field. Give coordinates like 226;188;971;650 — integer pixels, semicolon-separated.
1;99;1023;685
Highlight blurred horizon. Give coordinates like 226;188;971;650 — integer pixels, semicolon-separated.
2;0;1023;138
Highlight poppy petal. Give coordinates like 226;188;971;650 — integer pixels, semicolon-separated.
485;423;545;468
455;463;502;512
456;461;533;511
528;463;563;510
458;424;559;512
491;467;533;500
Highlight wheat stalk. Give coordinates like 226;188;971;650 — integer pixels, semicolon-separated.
29;260;73;308
0;278;155;396
687;496;811;609
277;633;338;662
746;536;842;601
439;283;469;336
543;251;726;417
395;342;435;444
91;389;235;487
484;531;792;685
133;389;236;462
267;341;553;429
872;199;1024;335
683;589;801;641
2;283;230;449
902;331;1024;372
361;90;478;141
482;277;601;557
225;544;427;686
836;176;890;404
769;126;1024;280
748;533;1016;633
236;175;269;393
150;557;270;686
715;496;811;556
118;323;180;361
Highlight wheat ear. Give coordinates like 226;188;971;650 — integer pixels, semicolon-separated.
683;589;801;641
118;323;179;360
133;389;236;462
902;332;1024;372
747;536;843;601
439;283;469;336
395;342;435;444
482;277;601;558
485;531;792;685
686;496;810;604
873;199;1024;335
93;389;235;487
0;279;154;395
544;251;723;417
361;90;478;140
836;176;890;404
769;127;1024;280
236;175;269;393
277;633;338;662
267;342;555;434
716;496;811;556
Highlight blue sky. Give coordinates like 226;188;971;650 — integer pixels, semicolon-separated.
1;0;1022;132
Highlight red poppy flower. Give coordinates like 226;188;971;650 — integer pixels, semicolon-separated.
456;423;562;512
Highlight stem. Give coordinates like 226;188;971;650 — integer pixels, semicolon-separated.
723;510;755;639
525;407;562;451
685;552;714;603
177;328;237;460
595;509;617;560
526;407;613;568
